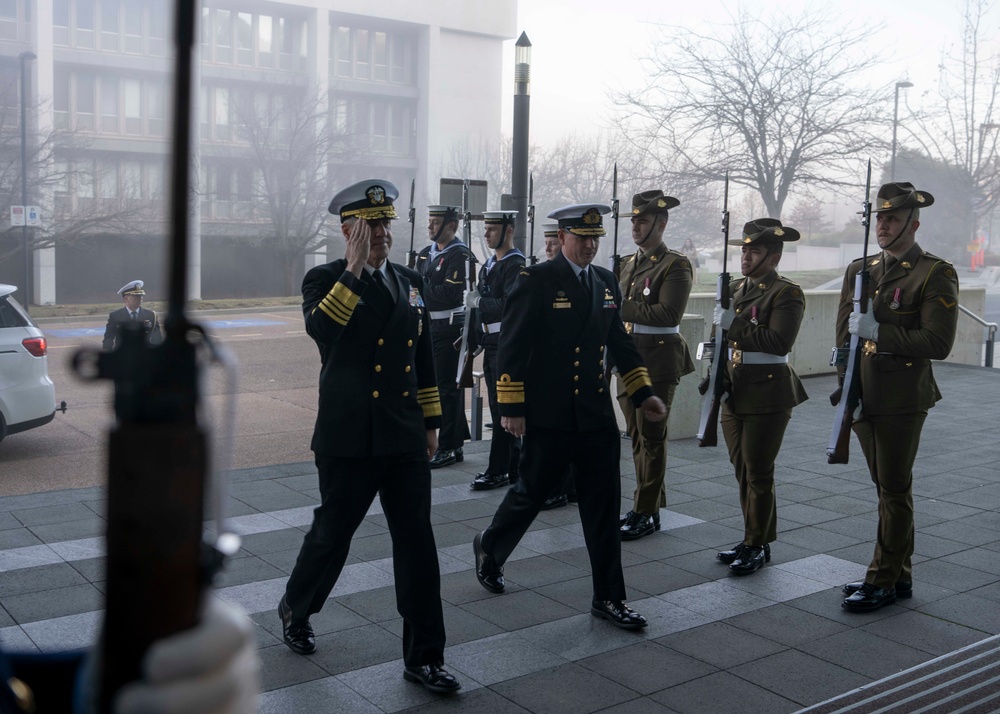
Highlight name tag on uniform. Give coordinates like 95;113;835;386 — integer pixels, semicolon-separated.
553;302;572;309
553;292;571;309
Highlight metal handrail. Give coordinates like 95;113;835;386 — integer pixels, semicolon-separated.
958;304;997;368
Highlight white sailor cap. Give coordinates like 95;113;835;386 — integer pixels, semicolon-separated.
542;223;559;237
427;205;462;219
547;203;611;236
328;180;399;220
483;210;517;225
118;280;145;296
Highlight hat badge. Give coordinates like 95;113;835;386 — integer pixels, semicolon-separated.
583;208;601;225
773;227;784;236
366;185;386;205
916;193;925;203
882;200;892;209
744;236;752;243
657;199;667;208
632;208;640;214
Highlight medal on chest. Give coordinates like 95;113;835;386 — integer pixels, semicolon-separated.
435;257;444;272
889;288;901;310
642;278;651;297
750;306;758;326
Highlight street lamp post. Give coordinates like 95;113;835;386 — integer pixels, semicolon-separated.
511;32;531;253
891;81;913;182
19;51;37;312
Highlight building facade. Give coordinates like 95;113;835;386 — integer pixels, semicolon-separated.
0;0;516;302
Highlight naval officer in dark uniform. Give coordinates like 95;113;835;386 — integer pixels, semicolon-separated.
466;210;526;491
714;219;808;575
101;280;163;350
838;183;959;612
472;203;666;629
415;205;471;469
278;179;460;694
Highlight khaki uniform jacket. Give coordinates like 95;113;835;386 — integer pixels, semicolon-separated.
619;243;696;382
835;243;959;416
724;270;808;415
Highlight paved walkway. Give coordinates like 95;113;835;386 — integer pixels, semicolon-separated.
0;363;998;712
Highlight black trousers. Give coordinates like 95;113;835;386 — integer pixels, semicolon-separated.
284;452;446;667
483;343;520;478
431;319;470;451
481;425;626;601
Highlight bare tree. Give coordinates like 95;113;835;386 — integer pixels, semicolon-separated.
899;0;999;254
616;4;887;218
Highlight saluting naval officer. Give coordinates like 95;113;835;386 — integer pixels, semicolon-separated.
278;180;460;694
714;219;808;575
101;280;163;350
838;182;959;612
416;205;471;469
617;190;695;540
472;203;666;629
466;211;526;490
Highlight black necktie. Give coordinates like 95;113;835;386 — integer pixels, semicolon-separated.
130;311;137;321
580;269;591;296
372;269;391;300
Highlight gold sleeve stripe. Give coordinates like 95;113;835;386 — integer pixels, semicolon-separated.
321;295;353;323
317;301;342;323
421;401;443;418
417;387;438;397
497;389;524;404
444;279;464;285
621;366;652;395
416;387;442;418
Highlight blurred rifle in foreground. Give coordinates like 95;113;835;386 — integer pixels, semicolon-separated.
611;163;621;279
406;178;417;269
455;179;480;388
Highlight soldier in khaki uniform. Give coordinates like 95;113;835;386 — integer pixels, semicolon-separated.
714;219;808;575
838;183;959;613
617;190;695;539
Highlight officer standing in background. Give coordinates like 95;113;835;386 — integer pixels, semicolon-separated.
838;183;959;612
416;205;471;469
714;219;808;575
102;280;163;350
617;190;695;540
542;223;561;261
467;211;526;491
279;179;460;694
472;203;666;630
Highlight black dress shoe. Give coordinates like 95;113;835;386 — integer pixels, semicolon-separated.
540;494;569;510
717;542;770;565
403;664;462;693
620;512;659;540
729;545;767;575
278;596;316;655
591;600;648;630
429;448;462;469
473;532;504;593
620;510;660;528
842;582;897;612
471;472;509;490
843;580;912;599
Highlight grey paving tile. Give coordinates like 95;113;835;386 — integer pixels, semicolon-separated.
723;603;850;647
307;623;404;675
667;499;744;522
860;608;987;655
661;579;777;618
623;561;709;597
0;563;86;598
915;593;1000;635
29;518;105;543
492;554;588;590
256;643;332;693
0;528;43;551
239;528;315;556
0;544;63;573
459;590;577;631
46;536;103;562
0;488;105;514
661;521;744;549
13;502;99;528
252;599;368;641
257;674;382;713
215;555;286;589
336;658;482;712
658;621;786;669
913;558;997;592
534;576;602;612
445;632;566;686
491;662;638;714
721;565;831;601
780;503;845;526
729;649;871;706
2;583;102;624
797;627;931;679
578;641;717;695
786;589;902;626
392;686;530;713
912;533;975;559
920;520;1000;547
20;611;100;652
779;525;864;553
773;554;865;587
0;625;37;652
649;670;799;714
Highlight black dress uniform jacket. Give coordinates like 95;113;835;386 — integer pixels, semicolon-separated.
478;249;526;347
497;253;654;426
416;239;469;317
101;306;162;350
303;259;442;457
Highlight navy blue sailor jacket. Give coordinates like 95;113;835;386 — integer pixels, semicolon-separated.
495;252;654;432
303;259;442;457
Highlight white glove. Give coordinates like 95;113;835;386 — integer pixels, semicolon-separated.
464;289;481;309
115;597;260;714
713;305;735;330
848;311;879;341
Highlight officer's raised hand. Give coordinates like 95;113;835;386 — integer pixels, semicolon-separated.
640;395;667;422
345;218;372;276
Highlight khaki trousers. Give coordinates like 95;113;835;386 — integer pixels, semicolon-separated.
618;379;678;514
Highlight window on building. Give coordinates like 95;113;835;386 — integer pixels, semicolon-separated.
148;81;165;136
214;165;232;217
124;0;141;53
371;100;386;152
123;160;141;199
77;159;95;199
0;68;16;127
76;73;95;130
258;14;273;68
98;160;118;199
355;29;369;79
236;12;252;66
148;2;165;55
0;0;17;41
215;9;231;63
146;160;164;199
100;75;118;132
390;35;408;84
389;103;406;155
76;0;95;48
335;26;350;77
277;17;294;70
373;32;387;82
214;86;229;140
53;72;70;129
123;78;141;134
54;0;69;45
101;0;118;50
331;98;347;134
200;6;210;53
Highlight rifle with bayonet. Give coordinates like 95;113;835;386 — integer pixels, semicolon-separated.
455;179;480;388
406;178;417;269
528;173;537;265
696;172;731;448
827;160;873;464
611;163;621;279
72;0;239;707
